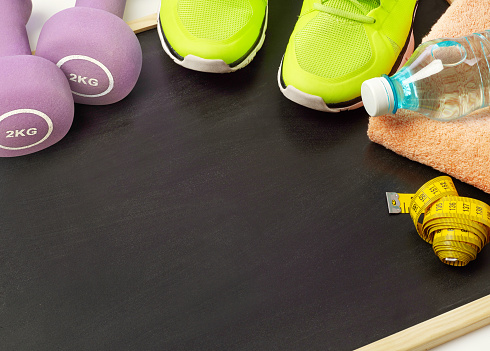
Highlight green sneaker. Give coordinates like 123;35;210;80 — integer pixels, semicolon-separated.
158;0;268;73
278;0;418;112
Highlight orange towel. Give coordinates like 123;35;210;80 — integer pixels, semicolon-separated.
367;0;490;193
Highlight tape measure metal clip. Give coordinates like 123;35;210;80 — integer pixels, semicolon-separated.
386;192;401;214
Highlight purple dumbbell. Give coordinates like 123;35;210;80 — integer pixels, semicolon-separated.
36;0;143;105
0;0;74;157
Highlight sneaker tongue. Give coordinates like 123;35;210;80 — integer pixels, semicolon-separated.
323;0;380;16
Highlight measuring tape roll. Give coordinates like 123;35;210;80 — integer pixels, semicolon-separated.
386;176;490;266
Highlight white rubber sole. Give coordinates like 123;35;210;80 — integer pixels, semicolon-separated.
278;31;416;112
157;8;268;73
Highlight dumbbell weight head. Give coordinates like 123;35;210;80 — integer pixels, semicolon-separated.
0;56;74;157
36;6;143;105
0;0;74;157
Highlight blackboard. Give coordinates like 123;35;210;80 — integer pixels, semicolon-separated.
5;1;489;350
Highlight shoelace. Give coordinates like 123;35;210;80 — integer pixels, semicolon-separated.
313;0;376;24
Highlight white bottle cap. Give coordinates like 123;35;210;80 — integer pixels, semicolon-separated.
361;76;396;117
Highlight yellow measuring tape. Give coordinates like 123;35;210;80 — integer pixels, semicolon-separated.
386;176;490;266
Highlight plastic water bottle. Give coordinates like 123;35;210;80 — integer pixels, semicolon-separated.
361;30;490;121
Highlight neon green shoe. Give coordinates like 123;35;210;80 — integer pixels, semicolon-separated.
279;0;418;112
158;0;268;73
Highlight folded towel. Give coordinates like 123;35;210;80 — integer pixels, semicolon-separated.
367;0;490;193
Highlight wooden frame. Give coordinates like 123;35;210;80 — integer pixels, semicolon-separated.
127;13;158;34
134;1;484;350
355;295;490;350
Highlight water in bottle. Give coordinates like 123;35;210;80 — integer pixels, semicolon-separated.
361;30;490;121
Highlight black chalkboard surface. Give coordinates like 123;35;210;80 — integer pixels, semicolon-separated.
4;1;487;350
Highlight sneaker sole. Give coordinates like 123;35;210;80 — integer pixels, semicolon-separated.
157;6;268;73
278;3;417;112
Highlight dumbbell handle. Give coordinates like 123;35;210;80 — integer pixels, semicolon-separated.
75;0;127;19
0;0;32;57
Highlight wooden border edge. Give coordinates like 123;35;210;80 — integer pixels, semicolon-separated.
355;294;490;351
127;13;158;34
